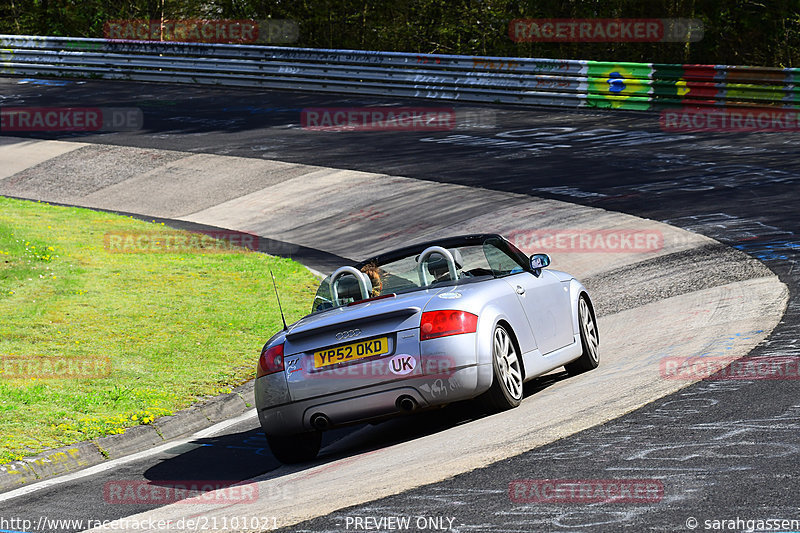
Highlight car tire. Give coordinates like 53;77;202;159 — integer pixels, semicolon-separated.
565;295;599;375
481;324;523;411
266;430;322;464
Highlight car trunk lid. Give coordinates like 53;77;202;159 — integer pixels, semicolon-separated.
282;290;436;401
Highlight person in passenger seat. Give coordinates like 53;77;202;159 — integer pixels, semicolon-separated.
360;262;384;297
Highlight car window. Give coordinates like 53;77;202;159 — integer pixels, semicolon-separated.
312;278;334;312
311;237;526;313
482;238;527;276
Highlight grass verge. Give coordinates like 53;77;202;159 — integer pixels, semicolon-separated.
0;196;317;464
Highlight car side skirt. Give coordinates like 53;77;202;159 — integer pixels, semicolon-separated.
521;334;583;380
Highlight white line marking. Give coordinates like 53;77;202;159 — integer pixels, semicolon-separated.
0;409;258;503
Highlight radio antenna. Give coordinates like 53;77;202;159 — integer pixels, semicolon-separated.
270;270;288;331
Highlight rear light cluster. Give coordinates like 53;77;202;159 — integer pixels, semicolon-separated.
420;310;478;341
257;343;284;377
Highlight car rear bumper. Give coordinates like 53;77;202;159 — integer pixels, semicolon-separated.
255;363;489;436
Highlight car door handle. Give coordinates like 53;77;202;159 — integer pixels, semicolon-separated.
515;285;525;295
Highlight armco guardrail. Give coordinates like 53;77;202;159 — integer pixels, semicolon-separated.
1;34;799;110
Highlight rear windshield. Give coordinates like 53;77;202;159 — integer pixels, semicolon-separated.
311;237;527;313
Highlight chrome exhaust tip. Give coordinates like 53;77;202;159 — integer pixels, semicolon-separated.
396;395;418;412
310;413;331;430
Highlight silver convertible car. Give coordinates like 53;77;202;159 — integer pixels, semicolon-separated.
255;234;599;463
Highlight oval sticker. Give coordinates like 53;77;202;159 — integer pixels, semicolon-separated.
438;292;462;299
389;354;417;375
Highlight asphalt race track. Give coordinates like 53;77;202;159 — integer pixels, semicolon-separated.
1;77;799;532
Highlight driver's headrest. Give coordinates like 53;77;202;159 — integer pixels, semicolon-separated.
426;248;463;276
450;248;463;269
334;273;373;301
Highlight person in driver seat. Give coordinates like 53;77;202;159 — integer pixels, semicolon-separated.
427;248;464;283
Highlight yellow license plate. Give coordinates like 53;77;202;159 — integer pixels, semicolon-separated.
314;337;389;368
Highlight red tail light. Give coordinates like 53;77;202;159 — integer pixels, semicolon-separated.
257;343;284;377
420;310;478;341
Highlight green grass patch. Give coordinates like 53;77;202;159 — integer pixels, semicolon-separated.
0;196;318;464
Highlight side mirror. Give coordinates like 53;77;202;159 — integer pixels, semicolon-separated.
529;253;550;276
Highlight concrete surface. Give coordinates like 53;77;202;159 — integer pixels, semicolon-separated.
0;136;786;532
